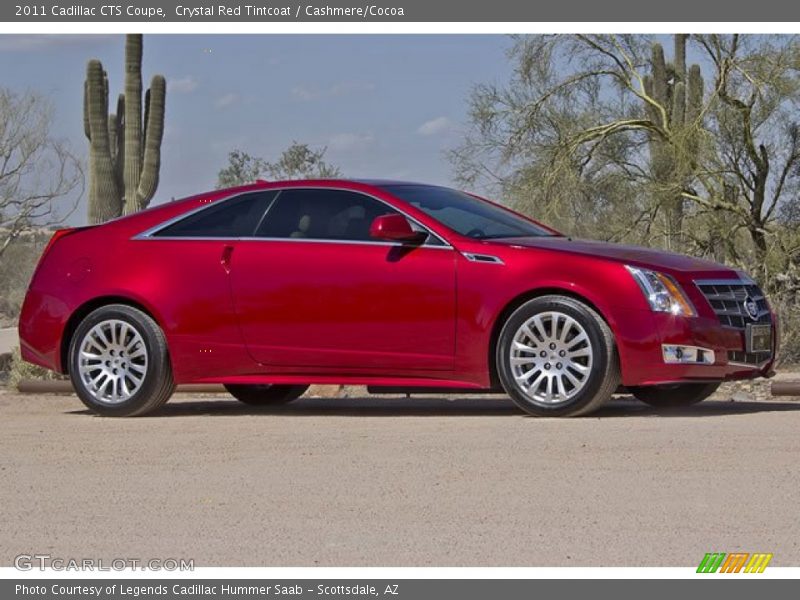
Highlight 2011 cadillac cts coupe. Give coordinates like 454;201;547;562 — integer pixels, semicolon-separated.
19;179;778;417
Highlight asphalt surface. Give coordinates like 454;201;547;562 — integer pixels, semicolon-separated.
1;389;799;567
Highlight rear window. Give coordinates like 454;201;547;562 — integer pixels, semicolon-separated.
153;191;277;238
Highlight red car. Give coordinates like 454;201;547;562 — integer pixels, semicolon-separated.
19;179;778;417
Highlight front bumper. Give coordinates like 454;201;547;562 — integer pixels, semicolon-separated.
618;311;777;387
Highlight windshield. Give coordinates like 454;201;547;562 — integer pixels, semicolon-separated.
381;185;555;239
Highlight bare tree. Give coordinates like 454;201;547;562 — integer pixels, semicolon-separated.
0;89;83;258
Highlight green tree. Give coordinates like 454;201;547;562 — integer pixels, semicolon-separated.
452;35;800;260
216;142;341;189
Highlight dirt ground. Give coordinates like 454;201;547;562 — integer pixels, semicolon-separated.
1;383;799;567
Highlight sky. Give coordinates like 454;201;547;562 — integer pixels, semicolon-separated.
0;34;514;225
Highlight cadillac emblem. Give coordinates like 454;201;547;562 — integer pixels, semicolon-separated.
743;296;759;320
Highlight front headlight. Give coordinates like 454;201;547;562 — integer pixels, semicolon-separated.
625;265;696;317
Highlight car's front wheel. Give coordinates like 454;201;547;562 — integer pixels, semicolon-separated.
496;295;620;417
224;384;309;406
69;304;175;417
629;382;721;408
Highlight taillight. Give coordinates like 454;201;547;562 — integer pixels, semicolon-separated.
31;228;81;277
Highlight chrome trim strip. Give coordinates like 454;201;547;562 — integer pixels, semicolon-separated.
133;185;452;249
236;237;454;250
128;235;453;250
694;278;750;286
714;309;771;319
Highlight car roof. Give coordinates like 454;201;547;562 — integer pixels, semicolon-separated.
352;178;439;187
249;178;444;189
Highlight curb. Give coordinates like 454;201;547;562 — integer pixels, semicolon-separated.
771;381;800;397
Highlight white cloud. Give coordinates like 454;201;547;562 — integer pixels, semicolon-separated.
291;86;316;101
327;132;375;152
292;81;376;101
170;76;198;94
214;93;239;109
416;116;455;137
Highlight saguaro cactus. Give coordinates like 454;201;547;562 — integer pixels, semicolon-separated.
643;34;704;247
84;34;166;224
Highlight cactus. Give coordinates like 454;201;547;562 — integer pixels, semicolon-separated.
643;34;704;247
84;34;166;224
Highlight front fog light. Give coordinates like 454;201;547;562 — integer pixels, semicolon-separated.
625;266;697;317
662;345;715;365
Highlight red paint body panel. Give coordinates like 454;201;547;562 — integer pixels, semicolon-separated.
18;179;777;390
229;239;456;370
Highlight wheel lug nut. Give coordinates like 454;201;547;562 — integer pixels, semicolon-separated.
556;363;563;369
544;363;551;370
549;343;556;350
540;351;547;357
559;350;566;357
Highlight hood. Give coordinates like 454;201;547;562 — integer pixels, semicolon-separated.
491;236;733;274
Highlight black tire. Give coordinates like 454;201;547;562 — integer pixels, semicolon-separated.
224;384;309;406
496;295;620;417
69;304;175;417
630;382;721;408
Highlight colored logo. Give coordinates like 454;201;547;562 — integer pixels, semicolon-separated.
697;552;773;573
743;296;759;320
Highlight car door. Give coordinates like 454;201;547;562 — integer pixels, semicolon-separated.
138;190;277;379
228;187;457;371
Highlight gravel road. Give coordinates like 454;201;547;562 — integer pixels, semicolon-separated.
1;388;799;567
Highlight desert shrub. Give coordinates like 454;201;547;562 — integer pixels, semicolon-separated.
769;282;800;366
8;346;65;389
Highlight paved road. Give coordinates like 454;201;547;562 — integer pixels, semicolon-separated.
1;389;799;567
0;327;17;355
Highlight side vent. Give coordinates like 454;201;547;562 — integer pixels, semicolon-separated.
463;253;504;265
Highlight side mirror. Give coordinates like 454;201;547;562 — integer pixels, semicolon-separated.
369;214;427;243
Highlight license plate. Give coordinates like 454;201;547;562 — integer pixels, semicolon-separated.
747;324;772;353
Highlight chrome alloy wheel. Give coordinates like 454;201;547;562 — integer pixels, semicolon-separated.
77;319;148;404
509;311;594;405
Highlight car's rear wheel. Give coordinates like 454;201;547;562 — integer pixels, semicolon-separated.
224;384;309;406
69;304;175;417
629;382;721;408
496;295;620;417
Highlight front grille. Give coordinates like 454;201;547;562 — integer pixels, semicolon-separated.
695;280;771;329
696;279;773;366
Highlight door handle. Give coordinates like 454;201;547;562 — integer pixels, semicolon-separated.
220;245;234;273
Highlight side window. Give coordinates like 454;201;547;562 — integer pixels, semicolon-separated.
153;191;277;238
256;189;402;242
